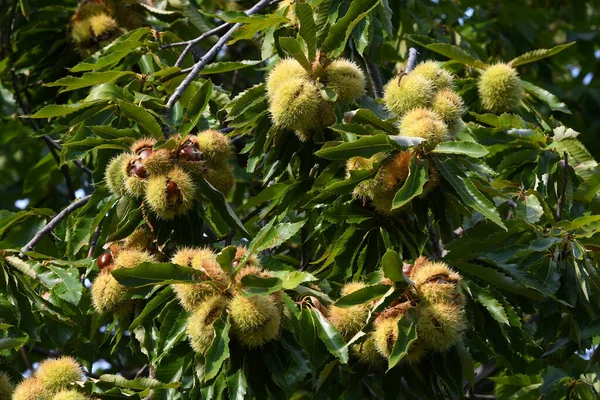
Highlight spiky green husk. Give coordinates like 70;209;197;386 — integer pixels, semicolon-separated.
122;227;153;251
13;377;50;400
52;390;87;400
229;294;281;348
372;317;425;362
196;130;233;164
399;108;449;149
417;302;466;351
88;13;117;37
411;61;454;91
37;357;83;393
345;156;374;177
268;76;321;134
328;282;369;339
122;154;146;198
114;249;155;268
71;19;93;44
145;166;196;220
477;63;524;113
105;153;128;197
432;89;464;125
383;73;435;118
0;372;14;399
266;59;308;96
233;246;261;270
143;149;172;176
324;59;366;103
203;163;235;195
411;260;463;305
91;269;127;314
92;249;155;313
351;335;385;365
187;296;229;354
171;248;217;312
191;248;229;289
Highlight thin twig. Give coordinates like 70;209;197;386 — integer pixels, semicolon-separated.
161;23;229;50
10;70;93;176
174;23;229;67
556;152;569;221
164;0;274;119
405;47;418;73
20;347;32;371
20;195;92;257
363;58;383;98
87;219;104;258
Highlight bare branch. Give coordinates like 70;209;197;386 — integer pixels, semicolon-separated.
87;219;104;258
20;195;92;257
405;47;418;73
164;0;274;119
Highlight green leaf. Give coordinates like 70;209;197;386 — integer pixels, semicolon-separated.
345;108;397;134
28;102;102;118
89;126;140;139
112;262;204;287
406;34;485;68
315;134;396;160
98;374;179;390
229;14;290;44
240;275;283;296
195;173;250;237
388;310;419;370
381;249;411;288
270;270;317;290
509;42;575;67
435;157;506;229
311;308;349;364
227;83;266;120
278;37;311;71
0;337;28;351
296;2;317;60
574;167;600;203
320;168;377;196
391;157;428;210
521;80;570;114
320;0;379;58
237;219;305;270
117;100;163;140
432;141;489;158
204;316;231;381
334;284;390;307
181;79;212;135
469;283;509;325
48;266;83;305
226;364;247;400
470;112;528;129
130;287;174;330
454;262;544;300
514;194;543;223
45;71;135;92
199;60;262;75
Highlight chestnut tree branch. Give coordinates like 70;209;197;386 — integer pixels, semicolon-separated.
405;47;418;73
20;195;92;257
164;0;275;121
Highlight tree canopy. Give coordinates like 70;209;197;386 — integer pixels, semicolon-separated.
0;1;599;399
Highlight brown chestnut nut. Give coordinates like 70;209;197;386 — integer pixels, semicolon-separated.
128;158;148;179
97;252;113;269
178;141;203;162
165;179;181;207
137;147;153;160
